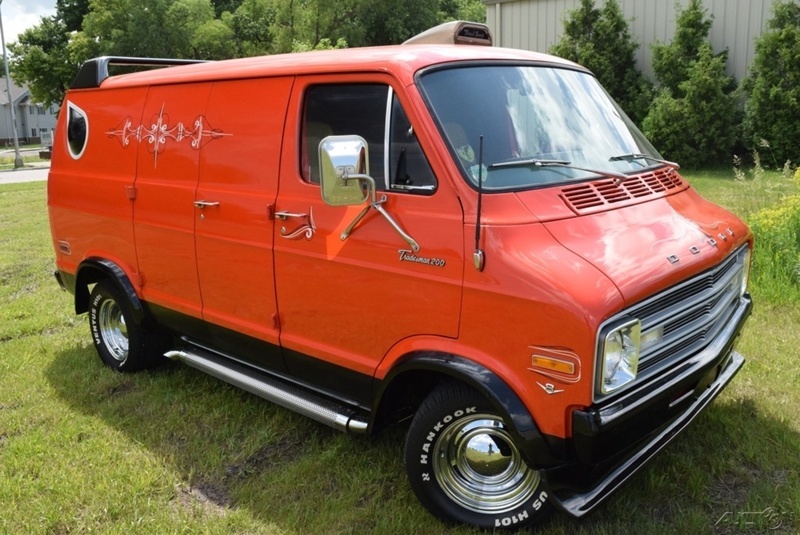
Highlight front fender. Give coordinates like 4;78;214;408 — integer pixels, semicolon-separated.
374;352;564;468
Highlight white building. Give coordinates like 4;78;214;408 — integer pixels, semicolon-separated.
0;81;58;146
483;0;777;81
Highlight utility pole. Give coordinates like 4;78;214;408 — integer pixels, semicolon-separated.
0;0;24;168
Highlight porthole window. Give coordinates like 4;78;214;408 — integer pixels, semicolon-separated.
66;101;88;159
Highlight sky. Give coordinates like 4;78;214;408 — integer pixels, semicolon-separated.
0;0;57;46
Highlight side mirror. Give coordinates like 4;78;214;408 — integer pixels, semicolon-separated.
319;135;375;206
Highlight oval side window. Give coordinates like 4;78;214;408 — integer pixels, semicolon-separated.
67;101;88;159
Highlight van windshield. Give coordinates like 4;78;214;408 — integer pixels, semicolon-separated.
418;64;663;191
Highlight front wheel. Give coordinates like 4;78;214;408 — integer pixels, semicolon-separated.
89;280;167;372
404;382;552;530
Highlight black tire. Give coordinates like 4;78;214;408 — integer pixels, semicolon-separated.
404;382;552;530
89;280;168;372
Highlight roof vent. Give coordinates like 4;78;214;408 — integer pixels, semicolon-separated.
403;21;493;46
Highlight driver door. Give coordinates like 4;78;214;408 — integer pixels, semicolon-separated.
273;76;464;406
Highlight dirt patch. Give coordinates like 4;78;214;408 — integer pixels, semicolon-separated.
174;482;230;518
225;429;315;480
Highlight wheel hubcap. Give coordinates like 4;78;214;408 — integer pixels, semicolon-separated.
99;298;129;362
432;414;540;514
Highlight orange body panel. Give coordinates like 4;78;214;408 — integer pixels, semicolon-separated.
48;87;148;286
48;43;752;447
195;77;294;353
273;74;464;378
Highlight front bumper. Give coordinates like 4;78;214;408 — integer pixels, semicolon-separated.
544;294;752;518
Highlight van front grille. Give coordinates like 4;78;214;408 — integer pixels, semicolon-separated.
596;246;749;399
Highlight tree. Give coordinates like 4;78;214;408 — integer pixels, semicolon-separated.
549;0;652;125
228;0;276;56
742;1;800;166
8;16;77;107
355;0;440;46
651;0;713;97
643;0;737;167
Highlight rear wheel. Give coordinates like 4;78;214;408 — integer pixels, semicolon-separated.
89;280;167;372
404;382;551;530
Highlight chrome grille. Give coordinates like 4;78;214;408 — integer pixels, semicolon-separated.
598;246;749;398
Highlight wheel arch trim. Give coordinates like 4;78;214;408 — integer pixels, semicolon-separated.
75;258;145;323
373;351;561;467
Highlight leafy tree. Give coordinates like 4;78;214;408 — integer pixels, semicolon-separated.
56;0;90;32
228;0;276;56
165;0;217;57
192;19;237;59
356;0;440;45
742;1;800;165
643;0;737;167
549;0;652;124
439;0;486;23
8;16;77;107
211;0;243;17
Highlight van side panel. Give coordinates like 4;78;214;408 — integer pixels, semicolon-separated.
48;88;148;287
274;75;465;400
132;83;213;323
195;77;294;368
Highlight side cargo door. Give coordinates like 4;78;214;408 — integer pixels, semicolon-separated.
273;76;465;407
133;83;212;336
194;77;294;371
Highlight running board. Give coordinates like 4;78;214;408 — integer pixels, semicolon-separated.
164;348;369;434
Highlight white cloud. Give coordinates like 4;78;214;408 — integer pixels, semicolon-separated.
0;0;57;45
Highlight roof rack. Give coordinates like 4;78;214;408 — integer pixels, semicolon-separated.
70;56;210;90
402;20;493;47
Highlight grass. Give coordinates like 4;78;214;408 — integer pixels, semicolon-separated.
1;176;799;534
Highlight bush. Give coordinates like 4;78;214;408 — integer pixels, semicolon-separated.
651;0;713;97
643;43;738;167
748;171;800;302
550;0;653;125
742;1;800;166
643;0;737;167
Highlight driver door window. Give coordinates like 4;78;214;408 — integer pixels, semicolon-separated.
301;83;436;193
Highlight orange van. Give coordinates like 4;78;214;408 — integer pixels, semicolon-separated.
48;22;752;530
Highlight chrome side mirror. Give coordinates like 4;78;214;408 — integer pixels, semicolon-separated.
319;135;374;206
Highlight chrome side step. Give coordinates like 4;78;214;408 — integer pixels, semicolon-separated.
165;348;369;434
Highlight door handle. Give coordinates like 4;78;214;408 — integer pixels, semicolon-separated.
274;211;308;220
194;200;220;208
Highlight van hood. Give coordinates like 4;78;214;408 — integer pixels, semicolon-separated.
518;188;750;306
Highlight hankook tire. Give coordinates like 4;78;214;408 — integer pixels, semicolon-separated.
404;382;552;530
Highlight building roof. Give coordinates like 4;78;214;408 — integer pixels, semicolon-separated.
0;80;28;106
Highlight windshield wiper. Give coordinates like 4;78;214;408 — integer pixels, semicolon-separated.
609;153;680;170
488;158;627;182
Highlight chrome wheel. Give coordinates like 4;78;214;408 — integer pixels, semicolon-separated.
98;297;129;362
432;414;539;514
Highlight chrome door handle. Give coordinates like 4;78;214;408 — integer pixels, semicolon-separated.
194;200;220;208
275;211;308;220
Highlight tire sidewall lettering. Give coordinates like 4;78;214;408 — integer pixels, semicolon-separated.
494;491;549;528
418;405;477;472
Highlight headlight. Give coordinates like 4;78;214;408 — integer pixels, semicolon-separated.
739;247;752;297
599;320;641;395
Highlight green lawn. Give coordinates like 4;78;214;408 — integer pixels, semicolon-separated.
0;176;798;534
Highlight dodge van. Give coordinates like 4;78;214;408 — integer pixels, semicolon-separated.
48;21;752;529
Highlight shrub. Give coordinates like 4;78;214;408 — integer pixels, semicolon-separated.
742;1;800;166
643;0;737;167
643;43;738;167
747;170;800;302
651;0;713;97
550;0;653;125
